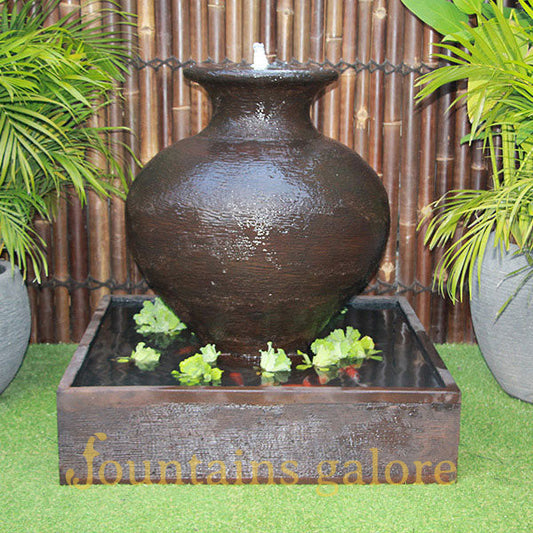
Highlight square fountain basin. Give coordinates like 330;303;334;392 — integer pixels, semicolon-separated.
57;295;460;486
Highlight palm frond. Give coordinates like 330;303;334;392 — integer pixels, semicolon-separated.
409;0;533;301
0;0;137;280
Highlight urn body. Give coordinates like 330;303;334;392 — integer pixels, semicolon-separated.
126;64;390;353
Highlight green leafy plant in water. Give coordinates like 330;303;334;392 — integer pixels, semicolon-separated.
297;327;381;371
197;344;221;364
116;342;161;371
171;344;223;386
133;298;187;336
259;342;291;377
171;352;223;386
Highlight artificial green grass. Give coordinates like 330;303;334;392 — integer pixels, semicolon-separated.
0;344;531;532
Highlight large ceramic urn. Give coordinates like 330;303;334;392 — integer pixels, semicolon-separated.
126;62;390;354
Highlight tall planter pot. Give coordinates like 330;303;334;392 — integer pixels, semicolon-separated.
0;260;31;394
470;233;533;402
126;63;390;354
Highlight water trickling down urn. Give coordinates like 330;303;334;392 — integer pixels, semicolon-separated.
125;45;390;355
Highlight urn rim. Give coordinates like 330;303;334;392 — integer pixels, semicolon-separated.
183;60;339;86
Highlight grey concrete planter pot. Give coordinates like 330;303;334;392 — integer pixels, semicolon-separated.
0;260;31;394
470;234;533;403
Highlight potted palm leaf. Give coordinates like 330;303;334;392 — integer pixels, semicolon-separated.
0;0;131;394
400;0;533;402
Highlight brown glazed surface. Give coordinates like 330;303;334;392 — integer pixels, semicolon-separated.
126;62;390;354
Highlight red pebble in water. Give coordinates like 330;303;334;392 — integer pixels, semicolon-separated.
229;372;244;386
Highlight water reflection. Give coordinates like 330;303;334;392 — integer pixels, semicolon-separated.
73;300;443;388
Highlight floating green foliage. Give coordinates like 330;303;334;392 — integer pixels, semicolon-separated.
259;342;291;376
133;298;187;336
197;344;221;364
297;327;381;371
171;352;223;386
116;342;161;371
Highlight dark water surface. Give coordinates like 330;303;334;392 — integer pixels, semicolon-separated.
73;299;443;388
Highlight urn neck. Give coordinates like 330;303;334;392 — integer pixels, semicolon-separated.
203;86;320;140
183;63;339;141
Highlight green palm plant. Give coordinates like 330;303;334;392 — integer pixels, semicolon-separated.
0;0;133;280
401;0;533;304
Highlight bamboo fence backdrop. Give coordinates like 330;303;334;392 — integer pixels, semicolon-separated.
26;0;489;344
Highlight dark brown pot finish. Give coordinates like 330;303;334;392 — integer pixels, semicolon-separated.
126;62;390;354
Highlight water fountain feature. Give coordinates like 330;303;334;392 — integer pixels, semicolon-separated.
57;52;460;486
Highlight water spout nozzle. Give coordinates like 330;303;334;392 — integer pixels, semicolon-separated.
252;42;269;70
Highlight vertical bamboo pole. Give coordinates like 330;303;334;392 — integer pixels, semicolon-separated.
25;261;39;344
293;0;310;62
243;0;260;62
156;0;173;149
398;8;423;306
67;192;90;341
322;0;342;140
60;0;90;341
430;75;456;343
310;0;325;128
122;0;143;294
208;0;226;62
464;139;488;339
471;140;488;191
104;1;127;298
82;0;111;312
227;0;242;61
136;0;159;293
379;0;404;287
368;0;387;176
34;218;54;342
415;26;438;332
172;0;191;141
44;2;59;23
276;0;294;62
133;6;155;297
464;298;475;343
45;1;70;342
52;196;70;342
58;0;81;20
190;0;209;133
339;0;356;149
261;0;276;60
447;82;471;342
365;0;388;296
353;0;372;158
137;0;159;163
